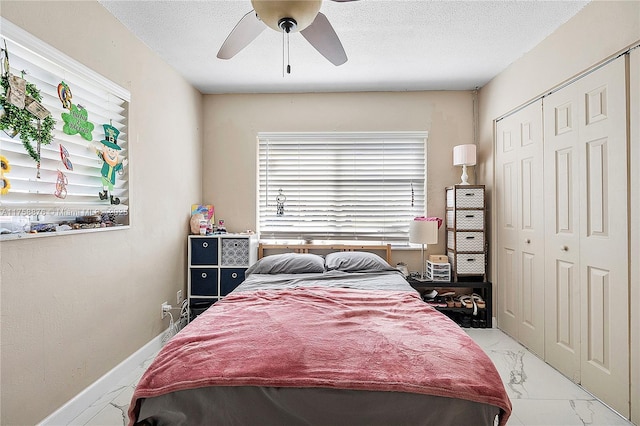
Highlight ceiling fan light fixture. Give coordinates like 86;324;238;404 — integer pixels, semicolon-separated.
278;17;297;33
251;0;322;32
218;0;351;67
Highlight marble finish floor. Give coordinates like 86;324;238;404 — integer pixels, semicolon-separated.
70;328;633;426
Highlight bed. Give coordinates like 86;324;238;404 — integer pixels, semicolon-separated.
128;246;511;425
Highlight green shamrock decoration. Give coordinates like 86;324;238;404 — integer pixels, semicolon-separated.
62;103;94;141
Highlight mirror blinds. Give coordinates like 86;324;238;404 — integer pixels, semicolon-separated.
258;132;427;243
1;19;130;234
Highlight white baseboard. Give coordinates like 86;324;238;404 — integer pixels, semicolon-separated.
38;330;166;426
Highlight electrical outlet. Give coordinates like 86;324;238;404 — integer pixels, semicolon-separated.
177;290;183;304
161;302;170;319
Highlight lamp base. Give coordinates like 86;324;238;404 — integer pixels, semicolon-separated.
459;164;470;185
421;244;426;280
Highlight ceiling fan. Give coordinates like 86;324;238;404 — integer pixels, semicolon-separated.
217;0;357;68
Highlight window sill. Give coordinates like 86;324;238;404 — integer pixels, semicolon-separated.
0;225;129;241
257;239;421;251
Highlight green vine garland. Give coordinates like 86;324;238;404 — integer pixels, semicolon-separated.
0;74;55;162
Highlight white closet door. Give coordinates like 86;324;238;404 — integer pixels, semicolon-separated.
544;81;582;382
496;112;520;340
544;57;629;416
495;100;545;357
578;56;629;417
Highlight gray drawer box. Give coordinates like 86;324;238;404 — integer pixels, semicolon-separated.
447;187;485;208
448;252;486;275
448;231;484;251
446;210;485;230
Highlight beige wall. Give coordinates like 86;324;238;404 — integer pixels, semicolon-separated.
478;1;639;422
203;91;475;270
478;0;640;227
0;2;203;424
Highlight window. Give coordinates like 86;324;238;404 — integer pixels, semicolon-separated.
258;132;427;244
0;18;130;238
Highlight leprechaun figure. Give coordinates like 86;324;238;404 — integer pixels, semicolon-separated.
96;124;127;204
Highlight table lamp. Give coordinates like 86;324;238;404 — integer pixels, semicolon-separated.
409;219;439;280
453;144;477;185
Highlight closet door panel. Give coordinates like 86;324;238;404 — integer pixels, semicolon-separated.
545;57;628;416
586;267;610;370
544;91;582;382
556;259;578;358
502;246;517;318
576;58;628;417
555;148;575;233
496;130;519;338
495;100;544;356
520;252;535;327
518;140;544;355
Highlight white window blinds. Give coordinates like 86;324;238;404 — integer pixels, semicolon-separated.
258;132;427;243
0;19;130;233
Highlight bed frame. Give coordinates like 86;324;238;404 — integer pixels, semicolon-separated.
258;243;392;263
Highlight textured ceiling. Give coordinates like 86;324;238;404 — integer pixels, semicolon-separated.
99;0;589;94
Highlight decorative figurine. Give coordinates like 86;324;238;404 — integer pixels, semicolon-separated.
95;123;127;204
215;219;227;234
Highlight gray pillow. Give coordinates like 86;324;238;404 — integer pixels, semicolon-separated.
325;251;394;272
245;253;325;276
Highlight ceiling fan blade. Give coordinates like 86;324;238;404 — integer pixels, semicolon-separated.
300;12;347;66
329;0;359;2
217;10;265;60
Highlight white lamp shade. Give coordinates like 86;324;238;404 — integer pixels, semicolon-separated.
409;220;438;244
453;144;477;166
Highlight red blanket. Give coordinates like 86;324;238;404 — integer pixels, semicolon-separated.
129;287;511;425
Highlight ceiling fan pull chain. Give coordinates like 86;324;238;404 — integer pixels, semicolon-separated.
286;31;291;74
282;28;292;75
279;17;295;76
283;26;291;75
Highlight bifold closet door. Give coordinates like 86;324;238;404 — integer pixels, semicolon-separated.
495;100;545;357
543;57;629;416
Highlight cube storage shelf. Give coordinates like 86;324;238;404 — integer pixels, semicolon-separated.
188;234;258;321
446;185;487;281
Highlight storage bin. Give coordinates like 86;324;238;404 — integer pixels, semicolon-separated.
448;231;484;251
452;210;484;230
221;238;250;265
454;187;485;208
190;268;219;296
190;237;219;265
189;299;215;321
426;261;451;282
220;268;246;295
448;252;485;275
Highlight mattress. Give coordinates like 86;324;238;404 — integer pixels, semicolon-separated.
129;253;511;425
